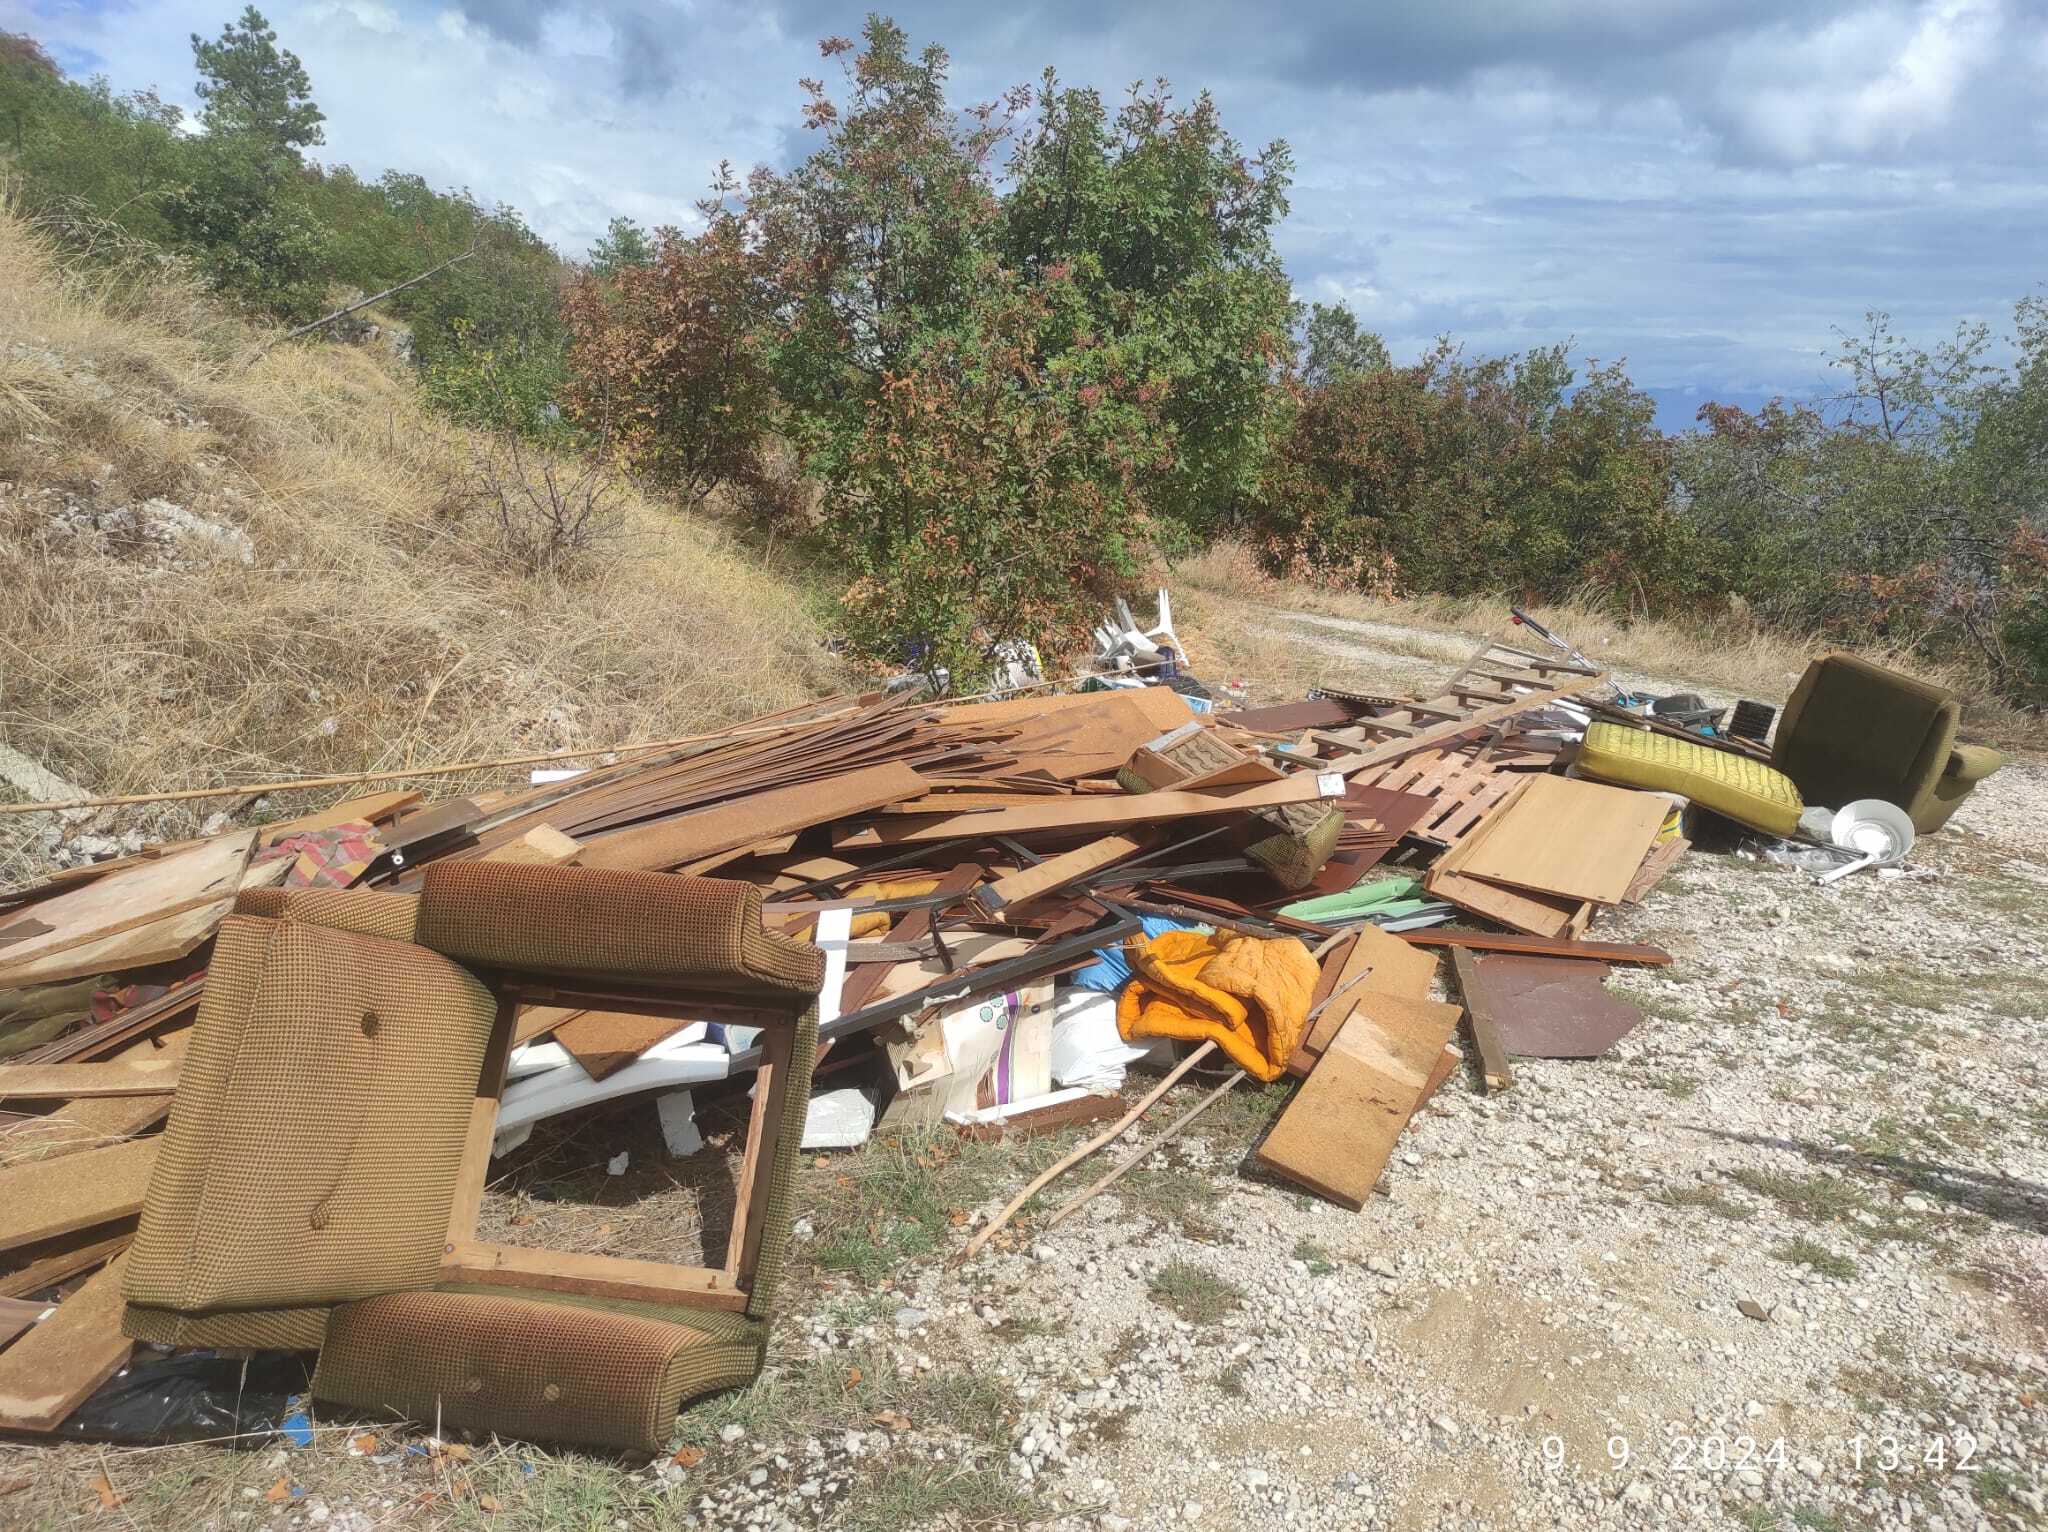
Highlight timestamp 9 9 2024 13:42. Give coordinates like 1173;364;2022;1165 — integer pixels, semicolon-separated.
1540;1431;1979;1474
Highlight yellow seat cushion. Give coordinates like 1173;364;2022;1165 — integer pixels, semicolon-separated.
1578;722;1803;837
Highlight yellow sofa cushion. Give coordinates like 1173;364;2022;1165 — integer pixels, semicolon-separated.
1577;722;1803;837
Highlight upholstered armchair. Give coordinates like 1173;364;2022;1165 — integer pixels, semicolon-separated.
119;862;823;1453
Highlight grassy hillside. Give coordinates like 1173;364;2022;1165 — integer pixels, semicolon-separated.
0;206;843;883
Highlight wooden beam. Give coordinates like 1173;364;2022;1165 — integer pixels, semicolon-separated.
970;832;1152;917
443;1242;748;1312
0;1226;135;1299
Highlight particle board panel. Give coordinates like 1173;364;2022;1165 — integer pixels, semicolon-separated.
575;762;931;872
0;832;256;988
1623;837;1690;904
1467;955;1645;1059
0;1253;132;1431
1256;991;1463;1210
0;1137;157;1254
1453;774;1668;905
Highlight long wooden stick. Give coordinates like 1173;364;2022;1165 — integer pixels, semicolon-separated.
0;712;860;816
958;1041;1215;1262
1044;1068;1245;1229
253;241;478;357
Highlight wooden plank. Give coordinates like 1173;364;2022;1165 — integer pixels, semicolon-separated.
443;1242;748;1312
0;1227;136;1299
836;774;1339;847
256;790;421;847
576;762;931;872
0;1138;157;1253
1424;865;1582;939
1456;774;1668;905
1286;924;1440;1077
1449;947;1513;1093
725;1025;792;1282
0;1253;132;1432
970;833;1151;916
1623;836;1689;904
1256;992;1463;1209
0;1055;182;1100
1393;930;1672;966
0;1294;50;1349
0;832;256;988
477;825;581;866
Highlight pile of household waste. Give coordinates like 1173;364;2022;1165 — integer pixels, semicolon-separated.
0;607;2003;1439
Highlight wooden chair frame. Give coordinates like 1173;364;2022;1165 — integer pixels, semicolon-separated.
440;977;807;1314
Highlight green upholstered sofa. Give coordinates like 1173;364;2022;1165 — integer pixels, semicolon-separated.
1774;652;2005;834
120;863;823;1454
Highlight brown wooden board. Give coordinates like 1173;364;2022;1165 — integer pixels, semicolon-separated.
1454;774;1668;905
0;1226;136;1299
1392;930;1672;966
0;1252;132;1432
0;1055;182;1100
576;762;931;872
1256;992;1463;1209
0;1138;157;1254
1466;955;1645;1058
1286;925;1440;1077
257;790;420;847
553;1010;694;1081
0;832;255;988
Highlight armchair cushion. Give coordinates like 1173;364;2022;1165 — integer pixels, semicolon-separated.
417;864;823;1001
314;1290;761;1455
123;914;494;1320
1947;744;2006;785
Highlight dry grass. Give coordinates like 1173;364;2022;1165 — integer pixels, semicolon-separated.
0;209;843;885
1171;541;2044;750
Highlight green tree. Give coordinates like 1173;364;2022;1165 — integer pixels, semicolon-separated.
1300;300;1389;387
589;216;654;278
191;5;324;154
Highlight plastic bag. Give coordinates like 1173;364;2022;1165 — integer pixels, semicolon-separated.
55;1350;315;1445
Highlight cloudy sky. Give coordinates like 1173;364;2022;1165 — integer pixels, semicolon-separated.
11;0;2047;427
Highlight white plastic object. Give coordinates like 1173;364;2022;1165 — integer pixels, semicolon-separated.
1815;799;1915;884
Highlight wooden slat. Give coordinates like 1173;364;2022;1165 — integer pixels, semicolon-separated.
835;774;1338;847
0;1253;132;1432
1256;992;1463;1209
0;1138;157;1253
576;762;931;872
1319;678;1595;777
0;1055;182;1100
970;833;1151;916
1623;837;1690;904
443;1242;748;1311
477;825;580;866
0;1227;136;1299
